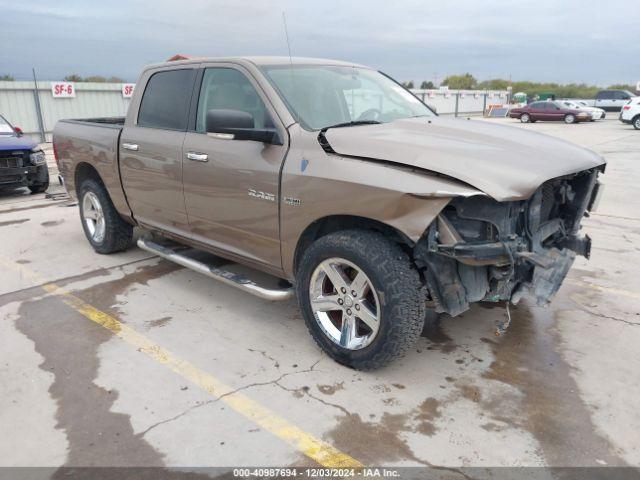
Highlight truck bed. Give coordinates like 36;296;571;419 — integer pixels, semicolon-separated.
53;117;132;219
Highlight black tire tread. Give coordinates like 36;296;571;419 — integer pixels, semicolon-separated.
28;182;49;194
28;169;49;194
79;178;133;254
296;229;426;370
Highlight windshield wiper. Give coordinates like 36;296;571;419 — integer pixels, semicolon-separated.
320;120;381;132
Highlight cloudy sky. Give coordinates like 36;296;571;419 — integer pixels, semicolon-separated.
1;0;636;86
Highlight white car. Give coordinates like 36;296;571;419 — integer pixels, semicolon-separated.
620;97;640;129
559;100;606;120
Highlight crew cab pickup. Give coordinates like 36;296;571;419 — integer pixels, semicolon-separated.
53;57;605;370
576;90;636;112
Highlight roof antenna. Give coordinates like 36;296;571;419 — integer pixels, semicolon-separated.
282;11;298;124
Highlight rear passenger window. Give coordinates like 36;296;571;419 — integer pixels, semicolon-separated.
597;91;612;100
138;69;196;130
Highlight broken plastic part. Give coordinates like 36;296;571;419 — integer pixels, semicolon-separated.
495;302;512;336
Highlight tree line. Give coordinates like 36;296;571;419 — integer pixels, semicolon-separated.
402;73;637;98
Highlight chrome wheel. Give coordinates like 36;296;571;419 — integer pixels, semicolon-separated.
634;117;640;130
309;258;381;350
82;191;105;243
565;114;575;124
520;113;530;123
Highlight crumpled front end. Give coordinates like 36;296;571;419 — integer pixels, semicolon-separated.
413;167;604;316
0;149;48;188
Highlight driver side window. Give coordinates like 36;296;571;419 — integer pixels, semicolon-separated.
196;68;270;133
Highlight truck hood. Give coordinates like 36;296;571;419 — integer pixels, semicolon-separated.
324;117;606;201
0;135;38;151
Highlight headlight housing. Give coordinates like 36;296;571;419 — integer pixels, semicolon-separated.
29;149;46;165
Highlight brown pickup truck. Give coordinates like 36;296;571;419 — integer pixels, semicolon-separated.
53;57;605;370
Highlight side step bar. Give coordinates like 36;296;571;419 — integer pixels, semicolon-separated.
137;237;295;301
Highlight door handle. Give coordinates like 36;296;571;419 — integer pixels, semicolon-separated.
122;143;139;151
186;152;209;162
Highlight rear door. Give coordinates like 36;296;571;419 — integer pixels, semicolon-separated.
528;102;546;120
120;67;197;235
181;64;288;269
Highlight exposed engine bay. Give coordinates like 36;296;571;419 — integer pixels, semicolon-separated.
414;167;605;316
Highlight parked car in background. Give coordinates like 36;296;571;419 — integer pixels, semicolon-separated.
558;100;605;120
578;90;636;112
620;96;640;129
0;114;49;193
509;101;591;124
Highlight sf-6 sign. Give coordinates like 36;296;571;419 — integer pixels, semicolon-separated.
122;83;135;98
51;82;75;98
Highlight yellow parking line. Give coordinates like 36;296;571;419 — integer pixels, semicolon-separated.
0;257;362;468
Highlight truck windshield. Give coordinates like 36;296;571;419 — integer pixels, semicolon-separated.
261;65;434;130
0;116;15;136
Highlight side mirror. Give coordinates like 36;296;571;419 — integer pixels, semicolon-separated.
13;126;23;137
206;109;282;145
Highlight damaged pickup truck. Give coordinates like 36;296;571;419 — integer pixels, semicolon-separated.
53;57;605;370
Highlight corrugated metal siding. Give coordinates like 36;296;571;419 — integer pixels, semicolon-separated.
1;80;509;142
0;81;131;141
412;89;508;115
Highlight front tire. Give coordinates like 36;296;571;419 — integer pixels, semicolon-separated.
633;116;640;130
28;168;49;194
520;113;530;123
78;178;133;254
296;230;426;370
564;114;576;124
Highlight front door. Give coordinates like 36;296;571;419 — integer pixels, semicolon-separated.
543;102;563;121
182;66;288;269
120;68;197;235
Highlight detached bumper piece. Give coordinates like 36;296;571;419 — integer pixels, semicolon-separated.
414;167;603;316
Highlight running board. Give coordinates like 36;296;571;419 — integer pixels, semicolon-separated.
137;237;295;301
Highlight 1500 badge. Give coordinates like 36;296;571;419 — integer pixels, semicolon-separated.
247;188;275;202
284;197;301;206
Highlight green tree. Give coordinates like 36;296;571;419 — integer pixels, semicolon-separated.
441;73;477;89
402;81;415;89
63;74;83;82
477;78;509;90
608;83;638;93
420;80;435;89
84;75;107;83
107;76;124;83
0;74;14;81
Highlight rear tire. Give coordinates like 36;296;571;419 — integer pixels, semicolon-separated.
633;116;640;130
296;230;426;370
520;113;530;123
564;114;576;124
78;178;133;254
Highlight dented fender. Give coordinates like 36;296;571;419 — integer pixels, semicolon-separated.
280;125;484;278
